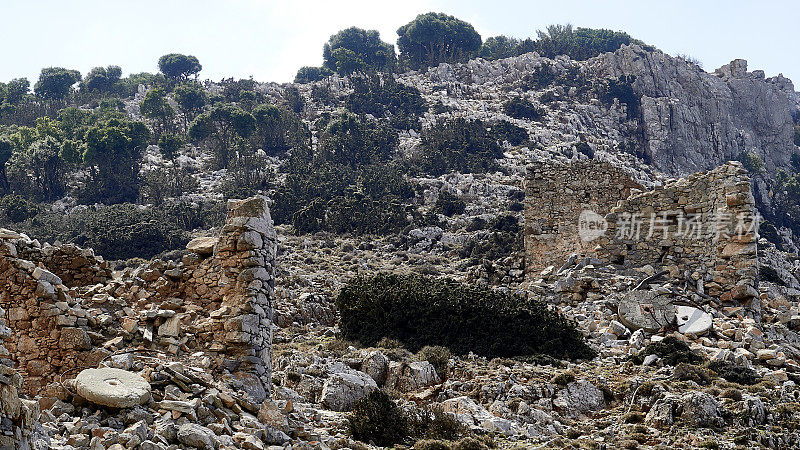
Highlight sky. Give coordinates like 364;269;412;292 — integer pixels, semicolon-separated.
1;0;799;87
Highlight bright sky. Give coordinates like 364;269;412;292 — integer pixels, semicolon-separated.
1;0;798;87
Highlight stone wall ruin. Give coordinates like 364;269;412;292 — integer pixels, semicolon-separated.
0;196;276;406
525;161;759;300
524;160;644;276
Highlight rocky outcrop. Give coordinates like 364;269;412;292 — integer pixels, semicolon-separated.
596;45;798;177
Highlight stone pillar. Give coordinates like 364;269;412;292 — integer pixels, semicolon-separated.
0;306;44;449
214;197;276;398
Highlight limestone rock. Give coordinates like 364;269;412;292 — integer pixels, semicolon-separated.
679;391;726;428
186;237;218;255
177;423;219;449
553;380;606;417
386;361;440;392
320;371;377;411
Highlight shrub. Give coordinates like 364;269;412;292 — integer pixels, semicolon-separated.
632;336;704;366
141;166;199;205
345;73;425;121
736;151;765;174
13;201;224;260
348;390;409;447
434;191;465;217
533;24;653;61
452;437;489;450
794;126;800;147
520;63;556;90
489;120;528;146
551;370;576;386
0;194;38;223
707;360;760;385
294;66;333;84
414;118;504;176
502;97;543;121
599;75;640;119
411;406;466;441
219;153;273;199
417;346;452;379
673;363;716;385
317;113;398;166
336;273;595;359
414;440;452;450
460;214;522;262
271;161;414;235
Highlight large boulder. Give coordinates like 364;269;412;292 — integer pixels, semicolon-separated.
553;380;606;417
177;423;219;449
679;391;726;428
75;368;151;408
385;361;440;392
440;396;513;435
320;371;377;411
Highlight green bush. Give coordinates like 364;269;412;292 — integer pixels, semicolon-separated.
632;336;704;366
490;120;528;146
736;151;765;174
533;24;653;61
141;166;199;206
271;161;414;235
599;75;640;119
294;66;333;84
411;406;466;441
348;390;409;447
414;440;453;450
11;201;225;261
434;191;465;217
793;125;800;147
520;63;556;90
417;346;452;379
0;194;38;223
219;153;273;199
460;214;522;262
337;273;595;359
502;97;543;121
673;363;716;385
346;74;425;128
317;113;398;166
707;360;760;385
414;118;504;176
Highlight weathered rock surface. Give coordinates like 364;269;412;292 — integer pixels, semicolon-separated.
320;371;377;411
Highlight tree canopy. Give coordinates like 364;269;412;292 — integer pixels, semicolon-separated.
323;27;396;75
188;103;254;169
396;12;482;69
157;53;202;80
34;67;81;101
80;66;122;94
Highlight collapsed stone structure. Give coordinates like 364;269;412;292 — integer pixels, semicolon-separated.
526;161;759;301
524;160;645;276
0;196;276;446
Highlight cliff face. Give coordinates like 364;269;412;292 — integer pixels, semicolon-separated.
596;45;798;177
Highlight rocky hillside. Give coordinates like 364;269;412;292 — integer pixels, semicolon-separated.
2;40;800;450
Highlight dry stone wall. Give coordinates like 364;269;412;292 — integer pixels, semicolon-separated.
524;160;644;275
0;196;276;405
596;162;758;300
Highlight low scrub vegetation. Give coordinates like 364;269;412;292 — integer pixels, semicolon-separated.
336;273;595;359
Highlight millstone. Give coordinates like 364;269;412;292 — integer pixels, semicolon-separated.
618;290;676;332
75;368;151;408
676;305;713;335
